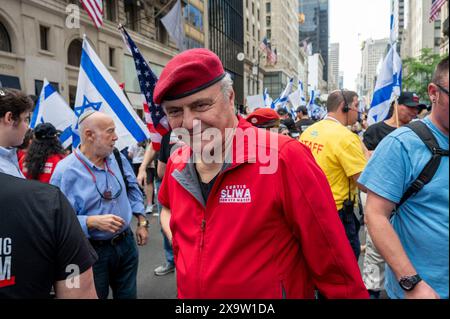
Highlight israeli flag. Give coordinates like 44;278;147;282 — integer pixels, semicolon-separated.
30;79;77;148
272;78;294;110
289;80;307;109
263;88;273;108
368;45;402;125
74;36;150;150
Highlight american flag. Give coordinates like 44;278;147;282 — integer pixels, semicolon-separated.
119;25;170;151
429;0;447;22
80;0;103;29
267;44;278;65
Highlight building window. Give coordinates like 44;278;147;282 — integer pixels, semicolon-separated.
266;3;271;13
108;47;115;67
266;16;271;27
183;3;204;31
246;18;249;31
267;29;271;39
252;3;255;15
40;25;50;51
155;8;169;45
252;25;255;37
67;39;82;66
257;9;260;20
35;80;59;97
124;0;138;31
0;22;11;52
103;0;117;22
69;85;77;109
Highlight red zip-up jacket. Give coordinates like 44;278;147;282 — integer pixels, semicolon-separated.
159;117;368;299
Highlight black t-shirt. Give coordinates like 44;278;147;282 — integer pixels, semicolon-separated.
296;118;316;134
159;132;182;164
363;121;397;151
0;173;98;299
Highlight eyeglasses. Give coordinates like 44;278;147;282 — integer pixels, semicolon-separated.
435;83;449;97
74;151;123;201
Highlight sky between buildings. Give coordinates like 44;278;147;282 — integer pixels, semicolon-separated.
329;0;391;90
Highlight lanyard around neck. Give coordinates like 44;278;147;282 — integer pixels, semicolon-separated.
74;150;116;183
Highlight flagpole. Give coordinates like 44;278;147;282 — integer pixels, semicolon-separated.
394;96;400;128
256;51;261;94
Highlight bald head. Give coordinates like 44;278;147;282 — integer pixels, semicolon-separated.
79;112;114;144
78;111;118;159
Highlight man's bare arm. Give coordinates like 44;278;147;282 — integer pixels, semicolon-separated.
160;205;172;244
365;190;440;299
54;267;98;299
137;143;157;188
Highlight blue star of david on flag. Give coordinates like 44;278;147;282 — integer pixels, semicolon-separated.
74;96;102;118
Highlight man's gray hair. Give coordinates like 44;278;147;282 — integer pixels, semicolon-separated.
220;73;234;100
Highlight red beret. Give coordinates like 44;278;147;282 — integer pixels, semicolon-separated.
154;48;226;105
246;108;280;127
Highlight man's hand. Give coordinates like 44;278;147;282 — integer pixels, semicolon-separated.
87;215;125;233
136;226;149;246
136;168;147;189
405;281;440;299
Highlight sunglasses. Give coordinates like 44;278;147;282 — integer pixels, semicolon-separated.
435;83;449;96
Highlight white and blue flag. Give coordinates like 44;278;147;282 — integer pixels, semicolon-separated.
73;36;150;150
288;80;307;109
272;78;294;110
307;89;326;120
30;79;77;148
263;88;273;108
368;5;403;125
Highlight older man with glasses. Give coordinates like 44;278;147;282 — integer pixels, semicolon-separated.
51;111;149;299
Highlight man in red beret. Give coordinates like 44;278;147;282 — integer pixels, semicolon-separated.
155;48;368;299
246;108;280;129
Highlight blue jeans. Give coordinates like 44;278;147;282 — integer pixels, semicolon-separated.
90;229;139;299
338;209;361;260
155;178;174;265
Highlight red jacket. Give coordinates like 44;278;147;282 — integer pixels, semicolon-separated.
159;117;368;299
20;153;65;184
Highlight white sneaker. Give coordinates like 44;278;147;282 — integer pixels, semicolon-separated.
145;205;153;214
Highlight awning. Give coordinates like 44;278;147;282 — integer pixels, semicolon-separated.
0;74;21;89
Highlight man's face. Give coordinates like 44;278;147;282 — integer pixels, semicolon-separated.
429;74;449;132
12;112;31;147
92;118;118;157
397;104;419;124
163;82;237;155
347;96;360;125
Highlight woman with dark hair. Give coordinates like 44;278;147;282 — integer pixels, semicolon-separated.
20;123;66;183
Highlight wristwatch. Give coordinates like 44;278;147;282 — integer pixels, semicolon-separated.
137;219;150;228
399;274;422;291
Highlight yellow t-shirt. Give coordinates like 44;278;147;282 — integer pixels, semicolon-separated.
300;119;367;210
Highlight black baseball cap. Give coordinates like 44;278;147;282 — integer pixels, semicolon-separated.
34;123;58;140
398;92;427;110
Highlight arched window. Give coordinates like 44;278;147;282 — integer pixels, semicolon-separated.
0;22;12;52
67;39;82;66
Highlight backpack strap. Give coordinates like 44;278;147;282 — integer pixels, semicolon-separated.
113;148;130;195
397;121;449;209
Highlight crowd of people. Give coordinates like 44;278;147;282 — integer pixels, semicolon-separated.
0;49;447;300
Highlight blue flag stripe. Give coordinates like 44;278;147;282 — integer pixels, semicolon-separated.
371;82;395;107
30;97;41;129
44;84;56;100
59;126;73;145
81;48;148;142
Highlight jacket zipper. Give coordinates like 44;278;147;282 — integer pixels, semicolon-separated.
200;219;206;249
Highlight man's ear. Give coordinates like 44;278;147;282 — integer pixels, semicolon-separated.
2;111;14;125
228;89;235;109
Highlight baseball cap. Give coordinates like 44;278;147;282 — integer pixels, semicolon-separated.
34;123;58;140
398;92;427;110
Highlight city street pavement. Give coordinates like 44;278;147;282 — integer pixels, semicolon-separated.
133;213;177;299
